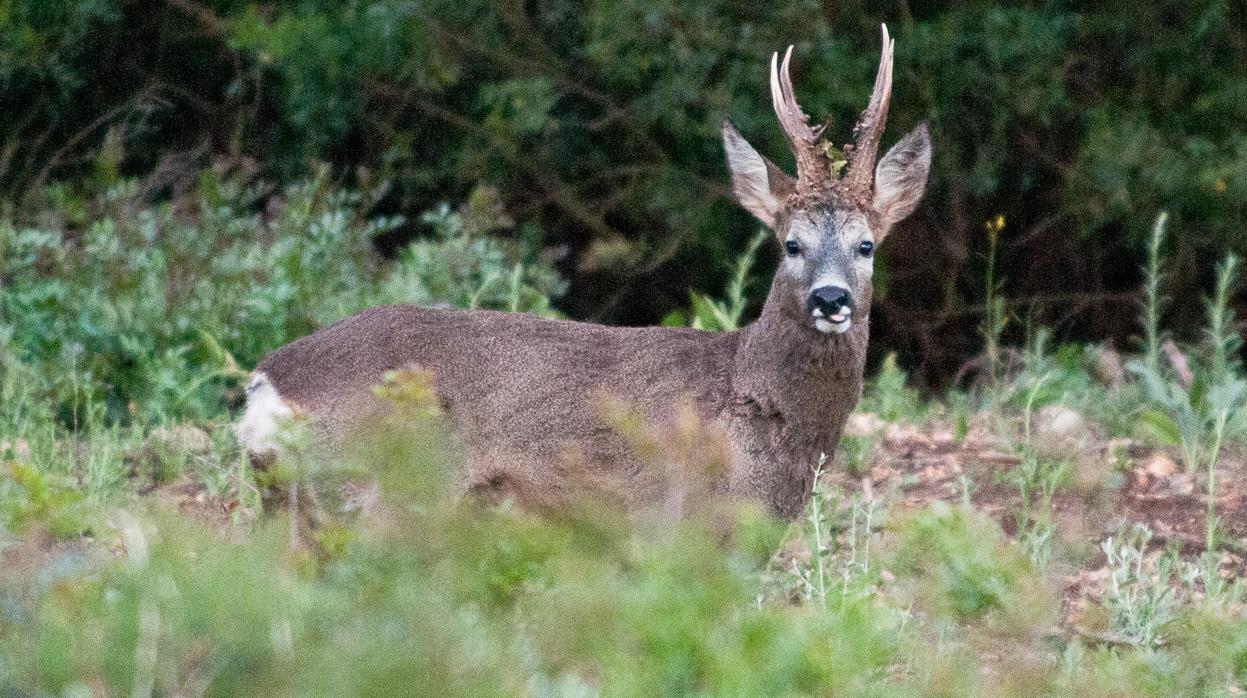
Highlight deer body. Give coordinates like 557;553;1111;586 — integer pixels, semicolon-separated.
237;27;929;520
242;276;866;518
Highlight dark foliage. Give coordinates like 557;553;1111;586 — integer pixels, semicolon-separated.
3;0;1245;385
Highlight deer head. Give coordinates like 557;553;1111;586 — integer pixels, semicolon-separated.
722;25;931;334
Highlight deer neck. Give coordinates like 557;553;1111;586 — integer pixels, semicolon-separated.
736;275;869;417
729;274;869;514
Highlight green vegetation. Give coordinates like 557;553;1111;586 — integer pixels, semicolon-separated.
0;175;561;426
2;1;1245;372
1;181;1246;695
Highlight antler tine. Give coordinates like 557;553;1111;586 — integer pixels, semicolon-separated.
842;24;895;194
779;47;827;141
770;45;831;194
768;49;786;133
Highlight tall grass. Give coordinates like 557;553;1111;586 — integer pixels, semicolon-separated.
1130;250;1245;552
1142;211;1169;375
982;214;1008;387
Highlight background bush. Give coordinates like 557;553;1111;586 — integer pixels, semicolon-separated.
3;0;1244;386
0;173;562;424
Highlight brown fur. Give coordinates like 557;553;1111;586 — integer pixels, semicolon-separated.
256;269;866;519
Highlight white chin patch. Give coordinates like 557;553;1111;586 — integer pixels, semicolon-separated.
813;317;852;334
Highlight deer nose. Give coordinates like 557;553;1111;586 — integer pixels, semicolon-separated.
807;286;853;318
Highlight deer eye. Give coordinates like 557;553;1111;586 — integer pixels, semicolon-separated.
784;240;801;256
857;240;874;257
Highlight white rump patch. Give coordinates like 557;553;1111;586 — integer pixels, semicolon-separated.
235;372;294;457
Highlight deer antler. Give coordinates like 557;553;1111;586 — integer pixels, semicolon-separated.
770;45;830;198
769;25;895;203
840;24;894;195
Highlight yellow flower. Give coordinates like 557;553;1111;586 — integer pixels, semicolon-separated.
983;214;1006;242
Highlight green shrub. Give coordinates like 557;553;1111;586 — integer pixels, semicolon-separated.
890;502;1055;630
0;175;564;425
0;414;908;697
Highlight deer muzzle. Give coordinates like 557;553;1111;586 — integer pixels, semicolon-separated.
807;285;854;334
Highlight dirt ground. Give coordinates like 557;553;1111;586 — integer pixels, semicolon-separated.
823;414;1247;636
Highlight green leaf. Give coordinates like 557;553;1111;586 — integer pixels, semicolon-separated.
688;291;735;332
659;309;688;327
1207;378;1247;417
1137;409;1181;446
1187;374;1207;413
819;141;849;179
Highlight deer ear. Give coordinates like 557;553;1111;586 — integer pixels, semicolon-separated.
873;121;931;237
722;121;793;229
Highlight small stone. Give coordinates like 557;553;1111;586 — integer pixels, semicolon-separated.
1168;472;1195;496
883;423;926;447
1033;406;1091;457
844;412;885;437
145;425;212;454
0;438;31;460
1090;346;1126;388
1105;438;1139;458
1141;453;1178;479
976;450;1021;465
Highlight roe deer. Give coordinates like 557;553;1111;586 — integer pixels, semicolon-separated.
237;26;931;520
